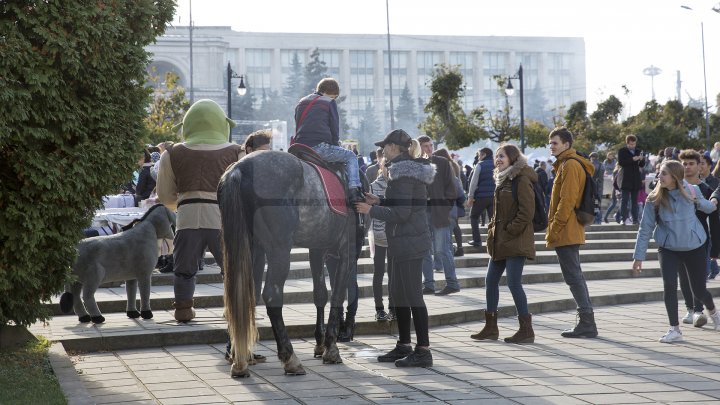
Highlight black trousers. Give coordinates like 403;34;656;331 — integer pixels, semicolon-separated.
659;244;715;326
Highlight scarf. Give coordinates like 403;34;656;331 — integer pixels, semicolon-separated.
493;165;513;186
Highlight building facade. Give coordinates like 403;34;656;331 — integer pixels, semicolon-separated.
147;26;585;150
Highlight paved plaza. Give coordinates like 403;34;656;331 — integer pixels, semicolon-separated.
50;301;720;404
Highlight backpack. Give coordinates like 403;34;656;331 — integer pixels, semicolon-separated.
511;176;548;232
564;157;596;226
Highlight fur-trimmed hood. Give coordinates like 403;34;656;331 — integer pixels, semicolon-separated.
388;158;436;185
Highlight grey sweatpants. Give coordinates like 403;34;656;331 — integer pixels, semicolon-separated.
173;228;223;301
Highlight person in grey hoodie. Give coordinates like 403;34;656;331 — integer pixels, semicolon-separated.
633;160;720;343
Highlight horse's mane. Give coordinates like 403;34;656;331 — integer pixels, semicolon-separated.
121;204;165;232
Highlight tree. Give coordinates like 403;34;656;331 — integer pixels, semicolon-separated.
419;64;488;149
395;83;417;132
256;89;288;122
622;99;705;153
145;71;190;145
357;100;380;154
485;75;518;144
304;48;327;94
283;52;306;135
0;1;176;326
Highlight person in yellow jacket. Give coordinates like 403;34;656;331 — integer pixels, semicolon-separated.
546;127;598;338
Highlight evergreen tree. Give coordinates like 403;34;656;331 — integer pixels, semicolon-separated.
284;52;306;104
304;48;328;94
357;100;380;154
395;84;417;132
0;0;175;326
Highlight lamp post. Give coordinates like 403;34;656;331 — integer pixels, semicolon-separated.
681;5;715;151
505;64;525;153
226;62;247;141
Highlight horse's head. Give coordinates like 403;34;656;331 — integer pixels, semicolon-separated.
156;206;177;240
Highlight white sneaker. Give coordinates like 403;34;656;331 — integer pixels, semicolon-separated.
710;311;720;330
693;312;708;328
682;311;694;324
659;329;683;343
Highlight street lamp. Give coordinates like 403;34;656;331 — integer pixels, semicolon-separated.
226;62;246;142
681;5;716;150
505;64;525;153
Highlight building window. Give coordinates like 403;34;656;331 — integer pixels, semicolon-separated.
349;50;375;126
548;53;572;110
482;52;508;112
318;50;341;79
416;52;443;110
245;48;273;108
449;52;475;111
280;50;307;88
384;51;408;128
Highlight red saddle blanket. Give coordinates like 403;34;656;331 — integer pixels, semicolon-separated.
288;144;348;216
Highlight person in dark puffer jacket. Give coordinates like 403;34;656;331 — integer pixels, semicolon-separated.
467;148;495;246
355;129;435;368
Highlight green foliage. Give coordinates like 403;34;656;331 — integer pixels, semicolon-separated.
0;0;176;326
145;70;189;145
256;89;288;122
304;48;327;94
622;99;705;153
283;52;305;135
524;120;553;149
0;337;66;404
395;83;417;132
420;64;488;149
357;100;380;154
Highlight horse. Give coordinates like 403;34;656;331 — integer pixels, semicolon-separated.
59;204;176;323
218;149;364;378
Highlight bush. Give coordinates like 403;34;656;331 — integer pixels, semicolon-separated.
0;1;176;326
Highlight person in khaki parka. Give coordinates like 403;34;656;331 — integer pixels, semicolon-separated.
471;144;537;344
546;127;598;338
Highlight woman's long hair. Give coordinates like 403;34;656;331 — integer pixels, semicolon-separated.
433;148;460;178
496;143;522;167
647;160;692;211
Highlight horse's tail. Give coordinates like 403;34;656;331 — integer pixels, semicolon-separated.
218;162;257;364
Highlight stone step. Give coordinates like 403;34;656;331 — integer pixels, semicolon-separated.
128;247;658;288
49;261;661;316
34;274;720;353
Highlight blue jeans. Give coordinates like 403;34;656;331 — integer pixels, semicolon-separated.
485;256;528;315
604;192;618;222
555;245;594;314
433;224;459;290
422;209;435;290
312;143;361;188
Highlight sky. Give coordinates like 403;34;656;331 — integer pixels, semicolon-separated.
172;0;720;119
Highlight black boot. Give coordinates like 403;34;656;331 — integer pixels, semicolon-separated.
561;311;598;338
395;347;433;368
338;315;355;342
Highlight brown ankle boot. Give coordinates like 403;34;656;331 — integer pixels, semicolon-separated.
504;314;534;343
471;311;498;340
173;299;196;322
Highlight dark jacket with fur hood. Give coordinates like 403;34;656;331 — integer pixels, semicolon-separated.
369;154;435;260
487;156;538;261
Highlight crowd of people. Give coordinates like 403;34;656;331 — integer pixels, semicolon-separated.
112;76;720;371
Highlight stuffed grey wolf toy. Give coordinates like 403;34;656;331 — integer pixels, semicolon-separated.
60;204;176;323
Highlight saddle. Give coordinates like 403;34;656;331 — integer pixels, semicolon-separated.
288;143;349;216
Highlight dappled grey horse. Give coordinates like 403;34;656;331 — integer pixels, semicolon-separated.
60;204;176;323
219;150;360;378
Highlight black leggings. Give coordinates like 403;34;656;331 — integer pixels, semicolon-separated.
373;245;391;310
659;244;715;326
388;257;429;346
452;220;463;249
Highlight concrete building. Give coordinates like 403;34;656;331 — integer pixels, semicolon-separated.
147;26;585;150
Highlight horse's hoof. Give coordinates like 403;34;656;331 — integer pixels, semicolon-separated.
322;346;342;364
231;364;250;378
140;310;153;320
91;315;105;324
313;345;324;358
78;315;91;323
284;353;305;375
127;310;140;319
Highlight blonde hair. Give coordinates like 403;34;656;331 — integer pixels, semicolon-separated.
647;160;692;211
379;157;388;180
406;139;421;159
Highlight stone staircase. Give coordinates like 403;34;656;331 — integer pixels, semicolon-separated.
32;221;715;353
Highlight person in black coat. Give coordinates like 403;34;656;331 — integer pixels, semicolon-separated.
617;134;646;224
355;129;435;368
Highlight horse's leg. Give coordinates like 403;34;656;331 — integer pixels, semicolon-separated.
71;282;90;323
125;279;140;319
309;248;328;358
323;228;355;364
138;273;153;319
81;284;105;324
263;248;305;376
